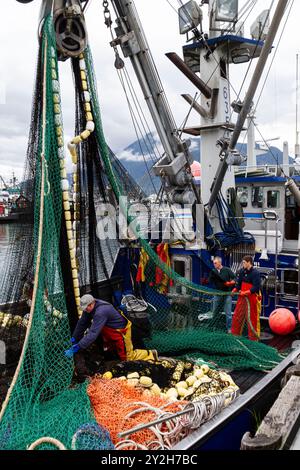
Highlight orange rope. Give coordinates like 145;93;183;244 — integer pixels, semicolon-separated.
88;378;185;448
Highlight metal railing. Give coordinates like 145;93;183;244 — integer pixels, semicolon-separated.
234;164;300;177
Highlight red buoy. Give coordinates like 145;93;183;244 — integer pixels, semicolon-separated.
269;308;296;335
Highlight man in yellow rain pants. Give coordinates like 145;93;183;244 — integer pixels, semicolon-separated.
64;294;157;361
231;256;262;341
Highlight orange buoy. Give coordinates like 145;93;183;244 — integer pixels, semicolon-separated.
269;308;296;335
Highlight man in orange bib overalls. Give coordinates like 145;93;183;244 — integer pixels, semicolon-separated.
231;256;262;341
65;294;157;361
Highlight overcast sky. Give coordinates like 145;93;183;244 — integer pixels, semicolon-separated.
0;0;299;181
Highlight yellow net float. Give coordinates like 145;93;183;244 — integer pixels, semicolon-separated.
53;104;61;114
71;154;78;165
68;238;74;250
80;129;90;140
62;190;69;201
56;126;63;137
72;135;82;145
74;287;80;298
64;211;71;221
63;200;70;211
66;223;72;236
53;93;60;104
57;136;64;147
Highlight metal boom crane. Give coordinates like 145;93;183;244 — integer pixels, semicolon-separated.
17;0;199;207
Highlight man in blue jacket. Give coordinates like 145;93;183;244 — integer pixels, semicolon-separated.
64;294;157;362
208;256;236;333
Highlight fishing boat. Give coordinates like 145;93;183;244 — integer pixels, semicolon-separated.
0;0;299;451
0;176;31;223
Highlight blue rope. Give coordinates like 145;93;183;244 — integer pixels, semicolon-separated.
207;193;255;248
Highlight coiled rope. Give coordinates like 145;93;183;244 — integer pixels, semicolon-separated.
27;437;66;451
116;387;239;449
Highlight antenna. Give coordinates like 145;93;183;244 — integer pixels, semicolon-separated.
296;53;300;160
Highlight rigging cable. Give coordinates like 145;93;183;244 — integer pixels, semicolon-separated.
239;0;294;176
221;0;275;141
103;1;175;194
253;0;294;118
123;67;162;163
129;0;179;137
117;68;158;194
103;2;160;193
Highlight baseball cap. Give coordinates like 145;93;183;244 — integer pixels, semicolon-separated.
80;294;95;310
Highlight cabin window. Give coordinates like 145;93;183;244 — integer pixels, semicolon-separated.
286;191;296;208
236;187;248;208
171;256;192;294
267;190;280;208
220;59;227;79
173;260;186;278
252;187;263;208
285;189;300;240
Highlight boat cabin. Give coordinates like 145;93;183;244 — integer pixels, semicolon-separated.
234;168;300;253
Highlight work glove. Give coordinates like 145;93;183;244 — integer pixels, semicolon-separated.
71;337;76;344
64;343;80;358
231;288;238;294
224;281;235;287
239;290;251;297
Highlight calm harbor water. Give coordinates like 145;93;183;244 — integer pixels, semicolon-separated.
0;224;16;287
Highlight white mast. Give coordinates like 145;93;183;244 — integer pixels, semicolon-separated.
283;141;289;174
247;113;256;168
296;53;300;160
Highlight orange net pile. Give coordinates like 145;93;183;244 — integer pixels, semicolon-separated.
87;378;187;450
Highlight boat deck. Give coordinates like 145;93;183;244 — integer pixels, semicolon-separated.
268;333;298;352
230;332;299;394
230;369;266;394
